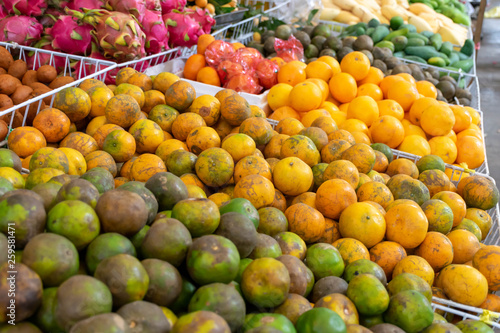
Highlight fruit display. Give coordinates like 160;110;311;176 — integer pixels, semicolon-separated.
320;0;470;47
408;0;471;26
0;60;499;331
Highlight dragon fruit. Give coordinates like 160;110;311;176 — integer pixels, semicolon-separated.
3;0;47;16
46;15;93;55
160;0;187;14
40;8;64;28
163;10;204;48
26;37;67;71
0;7;7;20
68;9;146;62
186;8;215;34
106;0;146;22
145;0;161;12
67;0;104;10
0;16;43;46
142;9;169;54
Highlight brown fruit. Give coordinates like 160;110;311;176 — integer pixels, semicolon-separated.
0;120;7;141
49;76;75;89
22;70;38;86
8;59;28;80
10;85;33;105
0;74;21;95
36;65;57;83
0;46;13;70
0;94;13;108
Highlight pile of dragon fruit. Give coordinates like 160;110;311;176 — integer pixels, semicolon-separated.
0;0;216;63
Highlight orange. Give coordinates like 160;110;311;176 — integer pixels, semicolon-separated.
195;147;234;188
380;75;405;98
316;179;357;220
267;83;293;111
373;150;389;173
428;136;457;164
86;116;108;137
414;232;454;272
369;115;405;149
339;103;349;113
396;73;417;85
357;83;383;101
397;135;431;157
408;97;439;126
323;160;359;189
320;138;352;163
291;192;317;208
85;150;117;176
181;173;211;197
289;82;323;113
7;127;47;158
300;109;331;128
264;134;289;159
329;110;347;127
93;124;123;149
234;155;272;183
317;56;341;75
129;119;164;154
208;192;231;208
416;81;438;99
130;153;167;182
387;79;419;112
356;181;394;209
340;51;370;81
449;105;472;133
197;34;215;55
401;119;427;139
307;78;330;102
277;61;307;86
329;72;357;104
465;106;481;126
332;238;370;266
456;136;485;169
321;101;340;114
186;126;221;155
358;66;384;86
305;61;333;82
328;129;356;144
432;191;466;227
346;96;379;127
472;245;500;292
385;203;428;249
171;112;206;141
270;57;286;68
311;116;338;135
102;129;136;163
239;117;274;146
376;100;404;121
232;42;245;50
196;67;221;86
447;229;481;264
392;255;435;287
221;133;256;162
155;139;187;162
183;54;206;81
444;129;457;143
339;119;370;137
456;128;482;141
33;108;71;143
465;208;492;241
370;241;407;278
250;105;266;118
341;143;376;174
351;131;371;145
280;135;320;167
233;174;275;210
420;104;455;137
285;203;325;244
339;202;386;248
268;106;301;121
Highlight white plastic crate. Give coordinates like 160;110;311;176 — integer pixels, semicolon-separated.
0;42;117;147
432;298;500;330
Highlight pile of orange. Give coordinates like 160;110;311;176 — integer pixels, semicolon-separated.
2;64;499;315
267;51;485;170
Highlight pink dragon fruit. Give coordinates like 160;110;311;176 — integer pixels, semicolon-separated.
46;15;93;55
163;10;204;48
186;8;215;34
0;7;7;20
160;0;187;14
40;8;64;28
106;0;147;22
26;37;67;71
142;9;169;54
67;0;104;10
68;9;146;62
0;16;43;46
145;0;161;12
3;0;47;16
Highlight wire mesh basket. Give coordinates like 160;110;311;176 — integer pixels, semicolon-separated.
0;42;117;147
318;20;349;36
432;298;500;330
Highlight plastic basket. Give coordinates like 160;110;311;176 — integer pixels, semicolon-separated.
263;0;292;21
0;42;117;146
432;298;500;330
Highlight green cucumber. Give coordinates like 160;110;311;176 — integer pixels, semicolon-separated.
403;55;427;64
448;51;459;64
450;58;474;73
406;32;429;44
407;38;426;47
428;57;446;67
374;41;395;53
383;28;409;41
457;52;469;60
420;31;434;39
429;33;443;51
371;25;390;43
399;23;417;33
460;39;474;57
404;46;441;60
439;41;453;56
394;51;406;58
438;52;451;65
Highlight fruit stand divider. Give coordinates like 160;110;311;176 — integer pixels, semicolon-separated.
0;42;117;148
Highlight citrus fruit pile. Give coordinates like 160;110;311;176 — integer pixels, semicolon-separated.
0;65;499;333
266;51;485;170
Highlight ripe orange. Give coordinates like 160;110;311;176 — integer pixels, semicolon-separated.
340;51;370;81
450;105;472;133
130;153;167;182
264;134;289;159
369;115;405;149
316;179;357;220
196;67;221;86
268;106;301;121
102;129;136;163
456;135;485;169
233;174;275;210
396;73;417;85
339;118;370;137
428;136;457;164
385;203;428;249
183;54;206;81
401;119;427;138
380;75;405;98
277;61;307;86
280;135;320;167
357;83;383;101
276;118;305;136
197;34;215;55
317;56;341;75
221;133;256;162
339;202;386;248
416;81;438;99
234;155;272;183
305;61;333;82
370;241;407;278
289;81;323;113
397;135;431;156
300;109;331;128
358;66;384;86
329;72;357;104
414;232;454;272
307;78;330;103
310;116;338;136
447;229;481;264
420;104;455;137
408;97;439;126
186;126;221;155
129;119;164;154
346;96;379;127
387;79;419;112
392;255;435;286
267;83;293;111
285;203;325;244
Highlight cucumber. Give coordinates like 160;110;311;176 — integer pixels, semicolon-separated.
374;41;395;53
394;51;406;58
460;39;474;57
450;58;474;73
406;32;429;44
439;41;453;56
403;55;427;64
406;38;426;47
428;57;446;67
438;52;451;65
366;27;375;36
448;51;460;64
420;31;434;39
371;25;390;43
383;28;409;41
399;23;417;33
404;46;441;60
458;52;469;60
429;33;443;51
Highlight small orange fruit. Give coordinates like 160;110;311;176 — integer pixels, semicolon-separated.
196;67;221;86
370;115;405;149
267;83;293;111
416;81;438;99
183;54;206;81
358;66;384;86
289;81;323;113
329;72;357;104
357;83;383;101
305;60;333;82
420;104;455;137
397;135;431;156
346;96;379;127
387;79;419;112
277;61;307;86
340;51;370;81
408;97;439;126
317;56;341;75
